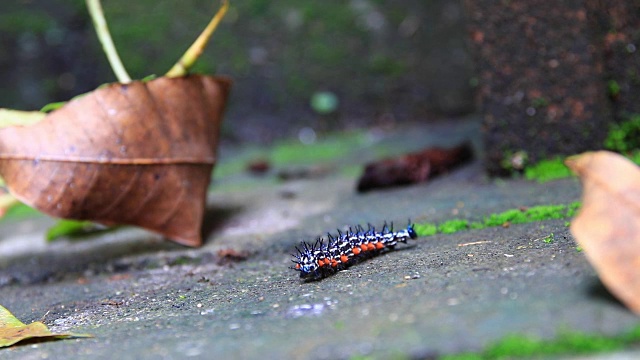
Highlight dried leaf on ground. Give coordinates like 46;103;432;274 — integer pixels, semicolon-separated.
566;151;640;314
356;142;473;192
0;304;92;348
216;248;250;265
0;75;231;246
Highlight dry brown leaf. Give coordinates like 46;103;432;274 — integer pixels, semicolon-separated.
0;304;92;348
566;151;640;314
0;75;231;246
356;142;473;192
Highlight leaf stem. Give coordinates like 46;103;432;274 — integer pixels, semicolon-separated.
86;0;132;83
166;0;229;78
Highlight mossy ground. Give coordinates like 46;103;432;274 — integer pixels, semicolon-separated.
524;157;573;183
413;202;580;238
507;113;640;182
442;325;640;360
215;131;368;176
523;149;640;183
1;127;637;359
605;114;640;153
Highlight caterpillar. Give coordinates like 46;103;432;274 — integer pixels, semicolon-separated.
291;222;417;280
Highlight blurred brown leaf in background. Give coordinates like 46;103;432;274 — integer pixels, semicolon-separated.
356;142;473;192
0;75;231;246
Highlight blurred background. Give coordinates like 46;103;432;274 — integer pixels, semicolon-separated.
2;0;637;176
0;0;475;144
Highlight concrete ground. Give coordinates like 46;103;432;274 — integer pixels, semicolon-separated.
1;118;638;359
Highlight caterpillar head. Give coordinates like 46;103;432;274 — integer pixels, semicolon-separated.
293;258;320;278
407;224;417;239
291;242;321;279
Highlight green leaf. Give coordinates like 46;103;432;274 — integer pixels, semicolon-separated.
141;74;158;82
46;219;111;241
40;101;68;113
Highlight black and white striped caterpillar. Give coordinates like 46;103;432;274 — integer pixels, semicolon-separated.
291;222;417;280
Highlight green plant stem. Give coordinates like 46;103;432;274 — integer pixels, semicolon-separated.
86;0;131;83
166;0;229;77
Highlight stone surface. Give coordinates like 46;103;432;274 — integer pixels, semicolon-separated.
1;120;638;359
597;0;640;119
463;0;615;175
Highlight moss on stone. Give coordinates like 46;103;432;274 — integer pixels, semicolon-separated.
524;157;573;183
438;219;469;234
270;132;366;165
215;131;368;179
441;325;640;359
414;202;580;238
605;114;640;153
514;114;640;183
414;223;437;236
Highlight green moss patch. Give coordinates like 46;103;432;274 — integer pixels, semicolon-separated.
441;325;640;360
522;113;640;183
524;157;573;183
605;114;640;153
523;151;640;183
270;132;367;165
215;131;368;180
414;202;580;238
438;219;470;234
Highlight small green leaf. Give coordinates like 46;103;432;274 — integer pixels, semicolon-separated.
141;74;158;82
46;219;110;241
40;101;67;113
